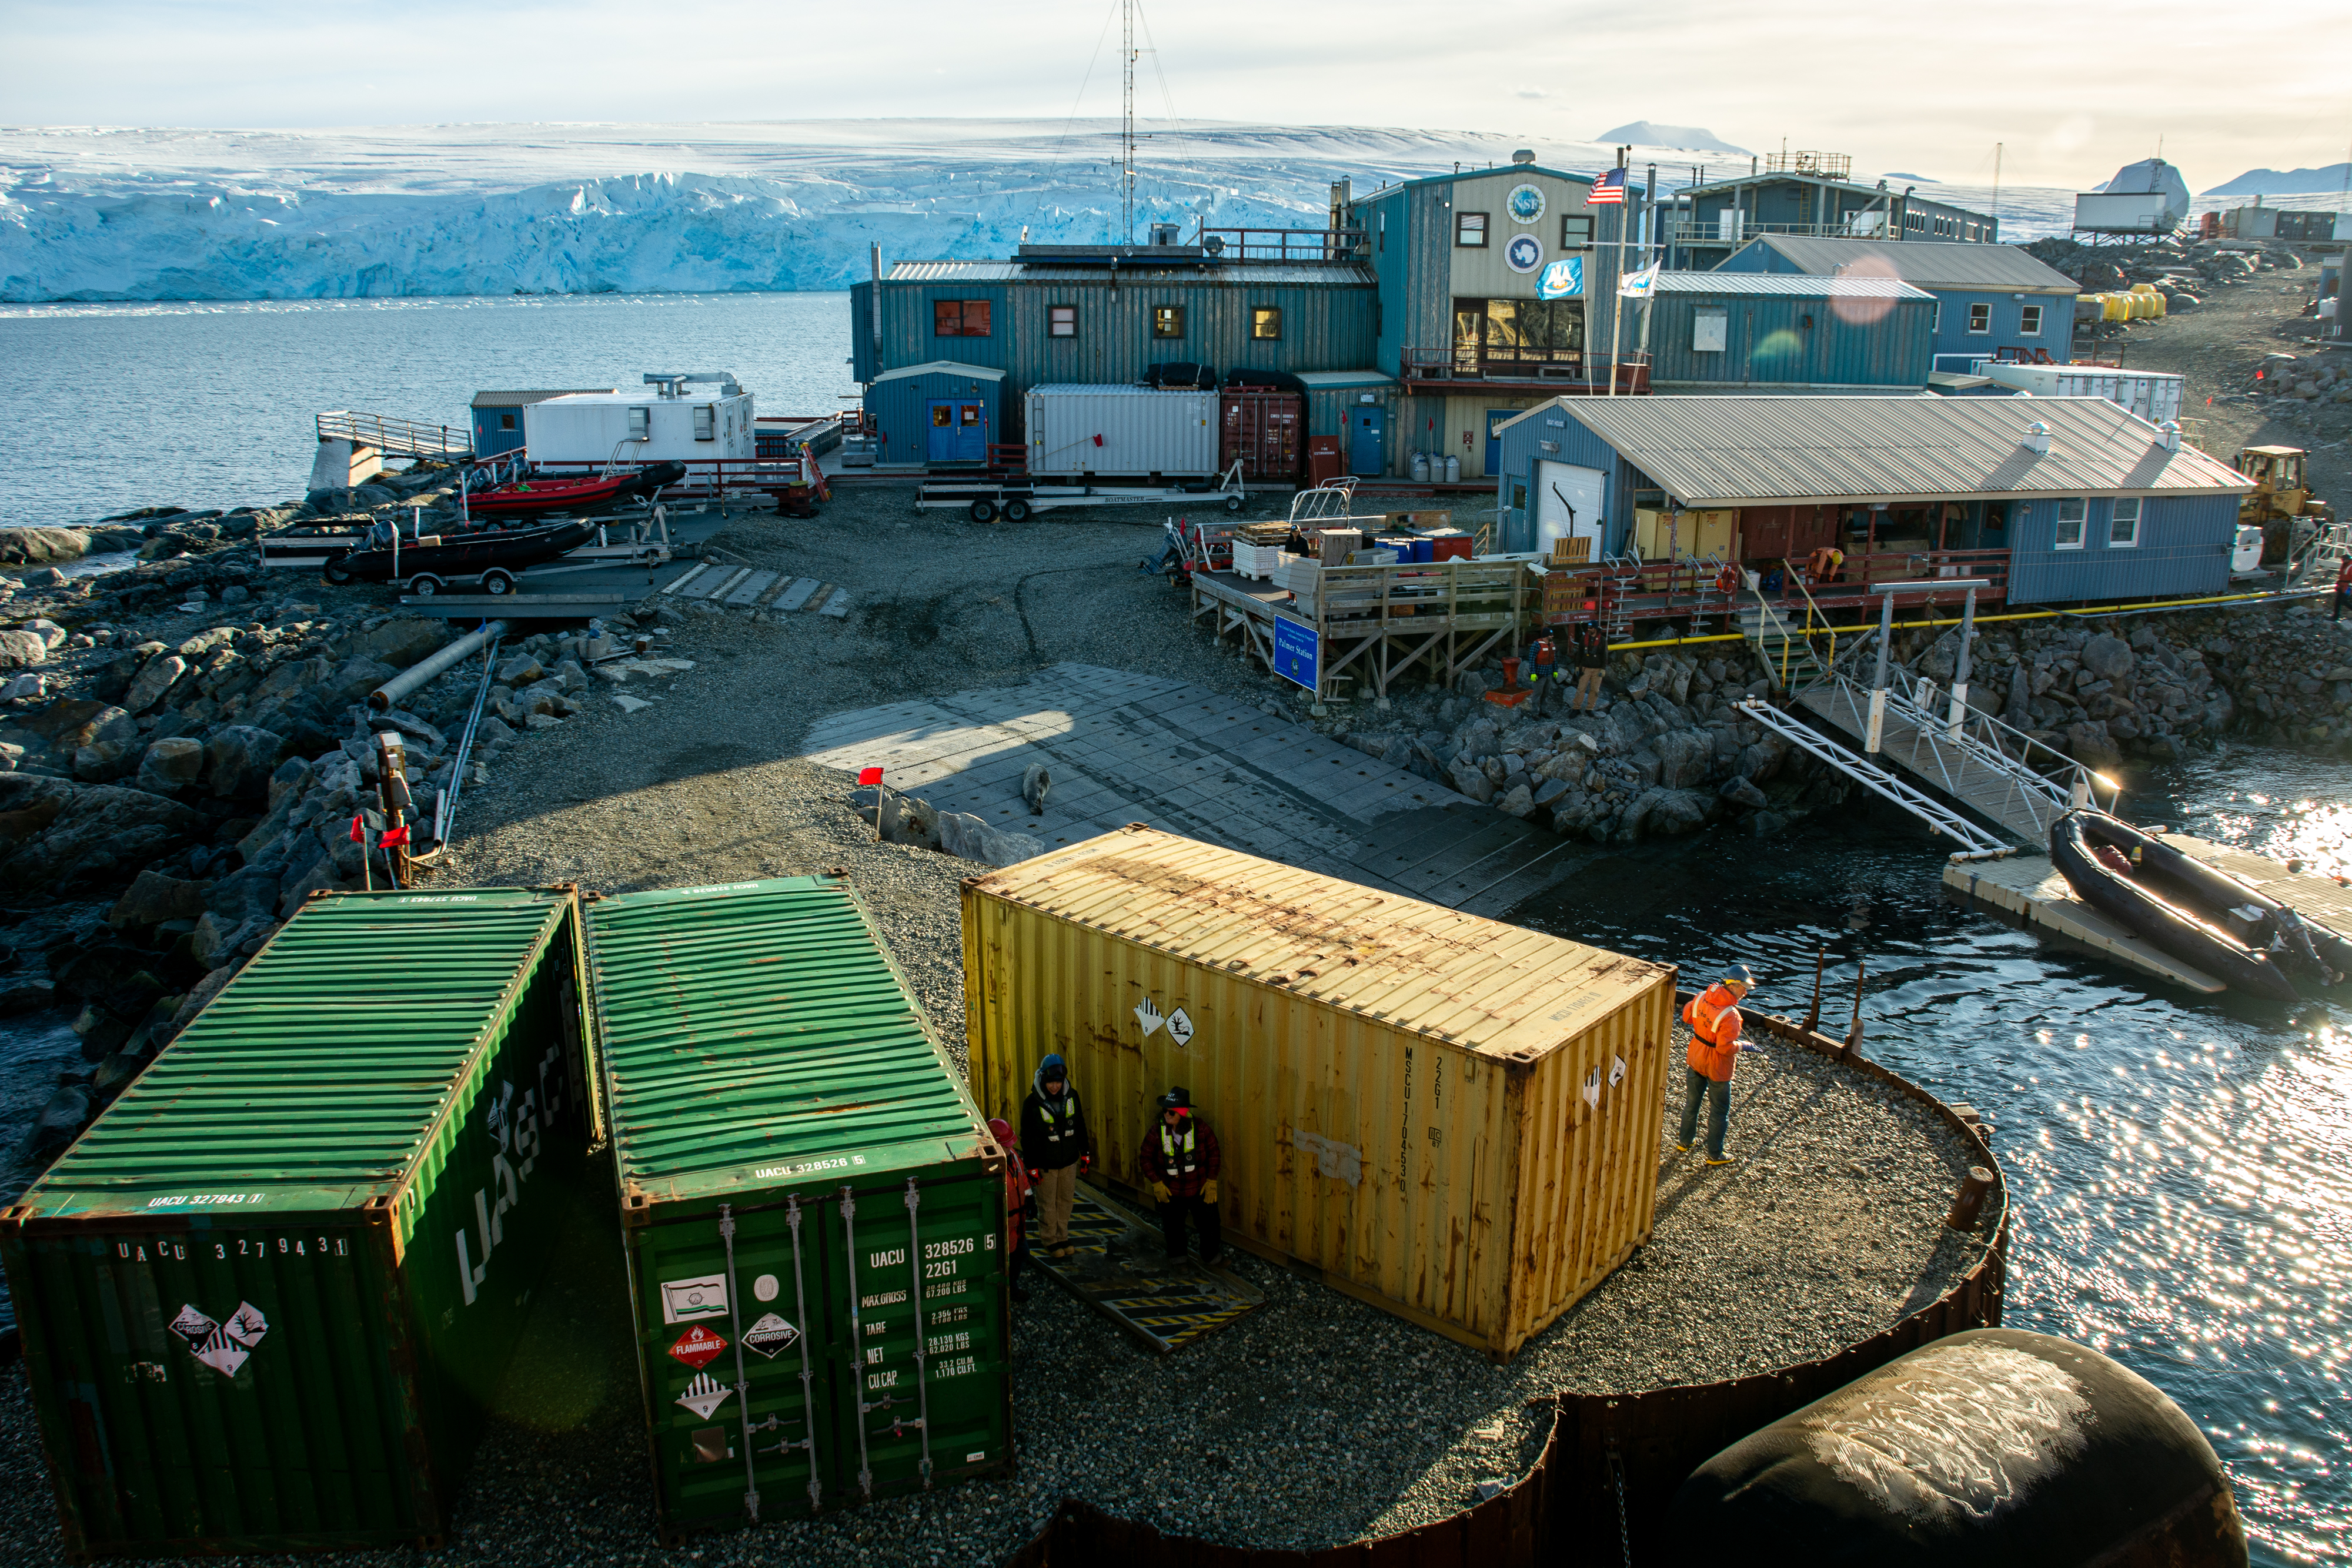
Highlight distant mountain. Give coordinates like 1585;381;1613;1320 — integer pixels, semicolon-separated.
1884;172;1933;182
1595;122;1749;156
2203;164;2352;196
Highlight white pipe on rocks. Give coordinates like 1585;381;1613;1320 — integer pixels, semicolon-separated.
369;619;507;711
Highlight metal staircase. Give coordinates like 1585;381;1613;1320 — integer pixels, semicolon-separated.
1740;564;1838;691
1735;700;2011;859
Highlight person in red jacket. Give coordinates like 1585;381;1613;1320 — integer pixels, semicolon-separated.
989;1117;1035;1303
1139;1086;1222;1265
2334;558;2352;622
1678;967;1753;1166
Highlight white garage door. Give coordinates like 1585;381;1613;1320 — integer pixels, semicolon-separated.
1535;460;1606;561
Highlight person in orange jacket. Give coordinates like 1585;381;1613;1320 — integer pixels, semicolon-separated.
989;1116;1035;1303
1678;966;1754;1166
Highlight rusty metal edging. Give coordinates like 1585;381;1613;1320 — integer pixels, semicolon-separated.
995;995;2008;1568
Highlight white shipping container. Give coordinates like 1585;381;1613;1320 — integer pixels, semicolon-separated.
523;388;756;465
1024;385;1219;478
2072;192;2177;236
1980;364;2184;428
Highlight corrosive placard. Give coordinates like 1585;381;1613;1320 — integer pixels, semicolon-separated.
743;1312;801;1359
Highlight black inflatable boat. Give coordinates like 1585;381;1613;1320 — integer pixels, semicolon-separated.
320;518;597;590
2052;808;2352;1001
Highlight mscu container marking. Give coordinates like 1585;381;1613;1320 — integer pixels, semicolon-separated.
0;887;594;1559
964;827;1677;1360
583;876;1010;1540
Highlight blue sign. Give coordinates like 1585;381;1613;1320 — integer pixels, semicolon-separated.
1505;233;1544;274
1537;257;1585;299
1272;614;1320;693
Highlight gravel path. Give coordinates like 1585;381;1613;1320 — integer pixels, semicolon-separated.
0;484;1996;1564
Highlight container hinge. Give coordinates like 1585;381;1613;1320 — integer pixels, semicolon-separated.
904;1174;934;1488
841;1184;874;1502
786;1196;822;1511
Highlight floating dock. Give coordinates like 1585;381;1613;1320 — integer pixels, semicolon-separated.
1944;827;2352;994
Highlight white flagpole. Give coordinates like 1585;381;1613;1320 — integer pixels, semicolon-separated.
1606;149;1630;396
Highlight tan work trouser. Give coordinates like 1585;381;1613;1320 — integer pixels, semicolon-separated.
1034;1164;1078;1251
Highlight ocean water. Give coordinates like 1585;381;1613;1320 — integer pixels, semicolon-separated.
0;290;856;529
1519;744;2352;1566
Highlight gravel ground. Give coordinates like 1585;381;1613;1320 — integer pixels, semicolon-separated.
0;484;1994;1563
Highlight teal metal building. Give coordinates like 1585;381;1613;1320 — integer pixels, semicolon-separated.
1643;273;1936;389
1713;236;2082;372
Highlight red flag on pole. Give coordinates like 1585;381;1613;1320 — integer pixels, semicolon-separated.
349;815;366;842
857;767;883;786
380;823;412;848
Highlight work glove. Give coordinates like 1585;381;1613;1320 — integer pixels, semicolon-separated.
1201;1179;1220;1205
1078;1154;1091;1176
1147;1180;1172;1205
1026;1168;1041;1185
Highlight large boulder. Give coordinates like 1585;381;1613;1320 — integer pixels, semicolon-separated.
0;527;91;566
0;781;206;891
205;726;286;800
2064;720;2125;773
122;654;188;714
137;736;207;794
19;1085;93;1162
1655;729;1714;791
1646;788;1716;836
0;630;51;671
2080;633;2136;681
327;657;399;711
934;810;1043;868
110;868;209;929
339;618;449;670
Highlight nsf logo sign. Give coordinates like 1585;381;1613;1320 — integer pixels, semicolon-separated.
1504;233;1544;274
1506;183;1546;225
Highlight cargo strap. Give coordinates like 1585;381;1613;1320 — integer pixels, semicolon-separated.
717;1203;761;1523
903;1176;934;1488
840;1186;874;1501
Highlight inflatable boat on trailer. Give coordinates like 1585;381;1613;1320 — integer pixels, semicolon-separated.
2052;808;2352;1001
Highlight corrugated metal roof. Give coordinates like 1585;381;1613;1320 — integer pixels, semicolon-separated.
965;827;1669;1061
1531;394;2251;505
1294;369;1395;388
1735;236;2080;292
871;359;1005;386
1028;383;1221;397
886;260;1376;285
1652;272;1935;300
588;877;987;1192
469;389;612;407
29;890;572;1202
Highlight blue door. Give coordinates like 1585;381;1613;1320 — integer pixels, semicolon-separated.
1349;405;1386;477
1485;409;1517;477
926;399;987;463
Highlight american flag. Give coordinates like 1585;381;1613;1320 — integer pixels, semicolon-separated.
1589;168;1626;205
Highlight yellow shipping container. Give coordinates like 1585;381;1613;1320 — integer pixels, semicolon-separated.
961;827;1677;1360
1632;507;1740;562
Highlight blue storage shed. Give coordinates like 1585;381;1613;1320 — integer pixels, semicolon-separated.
469;389;612;456
1491;394;2250;601
1715;236;2081;371
864;362;1005;469
1645;273;1936;389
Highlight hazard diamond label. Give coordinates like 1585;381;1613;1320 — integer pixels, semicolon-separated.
669;1324;727;1370
675;1370;732;1420
743;1312;800;1359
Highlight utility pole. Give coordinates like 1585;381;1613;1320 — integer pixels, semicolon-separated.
1991;142;2003;239
1121;0;1137;245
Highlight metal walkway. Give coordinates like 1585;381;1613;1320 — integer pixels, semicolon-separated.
1736;698;2011;860
1795;671;2100;847
315;409;470;459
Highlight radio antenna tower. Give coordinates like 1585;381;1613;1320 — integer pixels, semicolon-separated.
1121;0;1137;243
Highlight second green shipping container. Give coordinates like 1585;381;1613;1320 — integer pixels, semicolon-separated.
0;887;596;1558
584;876;1011;1541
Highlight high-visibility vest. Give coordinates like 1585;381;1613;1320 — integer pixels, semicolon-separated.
1158;1121;1200;1175
1036;1091;1080;1148
1683;984;1743;1081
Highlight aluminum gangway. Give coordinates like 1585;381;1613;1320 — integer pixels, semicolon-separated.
1734;699;2012;860
316;410;470;460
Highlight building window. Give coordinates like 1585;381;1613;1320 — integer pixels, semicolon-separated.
934;299;992;337
1152;305;1185;339
499;412;516;430
1512;479;1528;513
1252;306;1282;340
2109;497;2141;547
1967;302;1991;334
2055;497;2087;549
1456;212;1489;248
1560;216;1594;249
1692;308;1728;353
1048;305;1077;339
2019;303;2043;337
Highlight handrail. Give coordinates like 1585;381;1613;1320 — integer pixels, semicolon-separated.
316;409;470;459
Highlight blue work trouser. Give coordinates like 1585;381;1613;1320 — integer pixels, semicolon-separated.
1678;1068;1730;1158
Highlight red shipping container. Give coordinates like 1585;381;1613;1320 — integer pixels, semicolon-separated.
1222;390;1303;483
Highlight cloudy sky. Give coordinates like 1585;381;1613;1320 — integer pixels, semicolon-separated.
6;0;2346;191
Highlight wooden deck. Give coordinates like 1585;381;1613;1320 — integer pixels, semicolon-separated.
1190;560;1526;703
800;663;1582;918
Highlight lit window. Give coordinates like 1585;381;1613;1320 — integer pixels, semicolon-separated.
2109;497;2141;547
1456;212;1489;248
2055;498;2087;549
1252;306;1282;340
933;299;992;337
1048;305;1077;339
1967;303;1991;334
1152;305;1185;339
1560;216;1593;249
2020;304;2043;337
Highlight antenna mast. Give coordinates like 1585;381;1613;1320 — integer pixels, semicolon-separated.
1121;0;1137;244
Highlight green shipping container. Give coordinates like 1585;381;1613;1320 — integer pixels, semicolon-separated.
585;876;1011;1542
0;887;596;1560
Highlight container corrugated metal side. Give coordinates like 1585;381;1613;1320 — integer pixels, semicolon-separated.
0;887;594;1559
962;827;1676;1360
584;877;1010;1541
1023;385;1219;477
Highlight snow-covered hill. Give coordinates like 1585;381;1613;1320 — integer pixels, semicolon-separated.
0;120;2082;303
